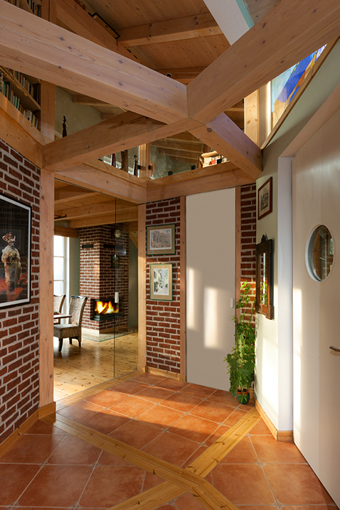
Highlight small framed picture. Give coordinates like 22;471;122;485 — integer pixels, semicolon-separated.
147;224;175;256
0;193;31;309
150;263;172;301
258;177;273;220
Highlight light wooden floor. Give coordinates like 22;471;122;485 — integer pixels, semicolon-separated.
53;332;138;401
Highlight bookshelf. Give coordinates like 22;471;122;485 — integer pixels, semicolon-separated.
2;0;42;130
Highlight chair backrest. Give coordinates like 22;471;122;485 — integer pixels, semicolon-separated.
69;295;88;325
54;294;65;313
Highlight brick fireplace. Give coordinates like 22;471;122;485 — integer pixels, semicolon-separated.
79;224;129;336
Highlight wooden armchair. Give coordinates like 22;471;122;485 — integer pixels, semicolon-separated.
53;294;66;324
53;295;87;352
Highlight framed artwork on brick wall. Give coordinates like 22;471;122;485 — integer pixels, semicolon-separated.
0;193;31;308
147;224;176;255
150;263;173;301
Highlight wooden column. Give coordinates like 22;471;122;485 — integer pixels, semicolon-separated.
139;143;153;179
121;150;129;172
39;169;55;407
244;90;260;145
40;0;56;141
137;204;146;371
179;196;186;380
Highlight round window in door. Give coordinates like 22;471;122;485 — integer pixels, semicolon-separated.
306;225;334;282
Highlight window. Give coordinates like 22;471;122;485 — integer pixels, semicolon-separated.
54;235;69;307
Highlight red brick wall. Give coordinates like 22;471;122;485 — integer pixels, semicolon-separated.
146;198;181;374
0;139;40;444
79;224;129;331
240;184;257;323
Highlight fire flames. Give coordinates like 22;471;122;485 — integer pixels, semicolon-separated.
95;300;118;315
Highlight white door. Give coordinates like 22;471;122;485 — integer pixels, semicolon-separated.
186;189;235;391
292;111;340;507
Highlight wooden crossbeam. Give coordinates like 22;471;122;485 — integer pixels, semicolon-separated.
188;0;340;123
43;114;202;172
157;67;206;84
54;225;79;238
55;199;137;222
190;113;262;179
54;185;99;204
55;0;139;63
117;13;222;46
69;208;138;228
0;1;187;124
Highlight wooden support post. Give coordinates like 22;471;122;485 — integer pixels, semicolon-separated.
121;150;129;172
244;90;259;145
39;169;55;407
139;143;153;179
180;196;186;380
40;0;56;141
138;204;146;371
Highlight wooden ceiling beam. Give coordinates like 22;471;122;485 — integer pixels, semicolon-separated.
55;0;140;63
55;161;147;204
55;199;137;222
54;225;79;238
70;207;138;228
117;13;222;46
43;114;202;172
190;113;262;179
55;185;100;204
188;0;340;123
0;2;187;124
157;67;206;84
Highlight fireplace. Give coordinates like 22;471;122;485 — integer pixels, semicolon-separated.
92;298;120;321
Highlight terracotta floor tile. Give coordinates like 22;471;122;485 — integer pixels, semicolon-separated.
251;435;307;464
138;404;184;429
175;492;207;509
80;465;145;507
79;407;131;434
155;378;190;391
0;434;64;464
110;380;149;394
264;464;334;505
204;424;230;446
143;431;200;467
223;408;249;426
220;436;258;464
168;414;219;443
180;383;217;399
0;464;40;506
207;389;239;407
18;465;92;507
281;506;337;510
57;399;103;422
190;400;234;423
237;506;279;510
249;419;272;435
109;420;162;449
133;373;166;385
212;464;275;505
109;396;156;417
135;385;176;403
161;392;203;412
26;419;65;435
156;506;176;510
85;389;127;407
48;435;101;465
15;507;71;510
143;471;166;491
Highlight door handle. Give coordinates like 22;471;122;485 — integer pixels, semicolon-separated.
330;346;340;352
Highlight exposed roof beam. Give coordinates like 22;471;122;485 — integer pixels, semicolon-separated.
188;0;340;123
203;0;252;44
43;114;202;172
56;0;139;63
55;161;147;204
0;2;187;123
157;67;205;84
190;113;262;179
55;185;100;204
117;13;222;46
54;225;79;238
70;206;138;228
55;199;137;222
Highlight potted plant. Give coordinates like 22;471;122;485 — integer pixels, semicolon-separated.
224;282;255;404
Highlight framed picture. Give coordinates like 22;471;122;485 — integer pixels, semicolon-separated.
258;177;273;220
0;193;31;308
150;263;172;301
147;224;176;256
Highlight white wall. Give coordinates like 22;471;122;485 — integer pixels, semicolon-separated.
186;189;235;391
256;41;340;431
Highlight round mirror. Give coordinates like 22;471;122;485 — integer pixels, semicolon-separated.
307;225;334;282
